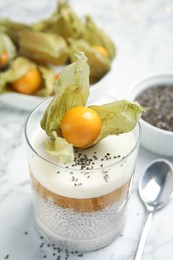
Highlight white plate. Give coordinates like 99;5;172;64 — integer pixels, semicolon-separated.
0;92;46;111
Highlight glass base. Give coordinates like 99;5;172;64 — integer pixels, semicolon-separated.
35;214;125;252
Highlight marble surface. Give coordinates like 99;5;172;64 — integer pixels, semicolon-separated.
1;0;173;259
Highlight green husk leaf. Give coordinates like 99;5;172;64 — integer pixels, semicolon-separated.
46;131;74;163
34;65;55;97
0;33;16;61
18;31;69;65
69;39;111;84
83;16;116;60
31;8;60;32
89;100;147;146
0;19;31;46
54;1;85;40
31;1;85;40
41;52;90;137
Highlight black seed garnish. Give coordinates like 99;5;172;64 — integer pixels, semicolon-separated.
40;242;44;248
103;173;109;182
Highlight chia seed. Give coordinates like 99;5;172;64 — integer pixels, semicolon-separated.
40;242;44;248
136;85;173;131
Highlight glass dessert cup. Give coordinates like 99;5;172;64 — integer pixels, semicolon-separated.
25;93;141;252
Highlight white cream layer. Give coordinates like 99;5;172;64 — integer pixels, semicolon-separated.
29;126;137;199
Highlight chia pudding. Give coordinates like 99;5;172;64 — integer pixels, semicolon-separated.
136;85;173;132
27;121;140;251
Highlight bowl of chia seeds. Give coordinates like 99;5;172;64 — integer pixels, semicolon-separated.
129;73;173;157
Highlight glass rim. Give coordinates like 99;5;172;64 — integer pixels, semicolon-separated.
24;97;142;171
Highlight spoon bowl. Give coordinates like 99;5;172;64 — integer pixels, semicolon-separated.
139;159;173;212
135;159;173;260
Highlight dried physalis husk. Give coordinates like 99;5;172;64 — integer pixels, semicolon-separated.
0;33;16;69
83;16;116;60
89;101;147;146
35;65;55;97
0;19;31;47
0;57;55;96
53;1;85;40
68;39;111;84
31;1;85;40
18;31;69;65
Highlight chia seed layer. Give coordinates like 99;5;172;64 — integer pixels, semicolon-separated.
136;85;173;131
33;188;127;251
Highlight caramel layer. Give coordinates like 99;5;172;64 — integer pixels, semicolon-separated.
31;173;131;213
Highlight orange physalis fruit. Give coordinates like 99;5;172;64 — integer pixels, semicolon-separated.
11;68;42;95
92;45;109;58
0;52;8;67
61;106;102;148
54;73;60;80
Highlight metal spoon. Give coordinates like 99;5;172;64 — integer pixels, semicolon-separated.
134;159;173;260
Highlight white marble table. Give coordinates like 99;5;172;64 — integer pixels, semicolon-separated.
1;1;173;259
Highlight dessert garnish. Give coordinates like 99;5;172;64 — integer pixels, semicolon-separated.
41;52;146;163
61;106;102;148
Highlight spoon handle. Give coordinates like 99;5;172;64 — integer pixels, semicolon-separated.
134;211;153;260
